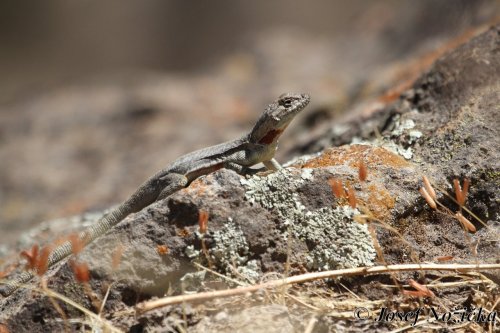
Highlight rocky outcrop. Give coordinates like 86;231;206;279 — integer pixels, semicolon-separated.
0;25;498;333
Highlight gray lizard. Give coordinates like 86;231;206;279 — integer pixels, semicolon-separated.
0;92;310;297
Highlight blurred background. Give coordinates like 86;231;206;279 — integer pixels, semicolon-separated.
0;0;498;246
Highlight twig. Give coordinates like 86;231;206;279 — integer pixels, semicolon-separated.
136;263;500;312
303;316;317;333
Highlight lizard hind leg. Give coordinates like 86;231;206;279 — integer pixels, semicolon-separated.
157;173;188;201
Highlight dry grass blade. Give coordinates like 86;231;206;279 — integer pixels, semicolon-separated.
304;316;317;333
455;213;476;233
41;278;70;333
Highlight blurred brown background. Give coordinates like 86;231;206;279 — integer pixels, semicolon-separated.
0;0;498;246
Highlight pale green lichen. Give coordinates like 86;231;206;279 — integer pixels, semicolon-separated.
236;259;261;283
180;270;206;292
350;113;423;160
383;141;414;160
209;217;250;273
241;169;376;270
391;117;416;136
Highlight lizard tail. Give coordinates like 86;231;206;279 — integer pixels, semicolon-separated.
0;206;129;297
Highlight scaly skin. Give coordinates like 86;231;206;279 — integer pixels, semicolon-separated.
0;93;310;297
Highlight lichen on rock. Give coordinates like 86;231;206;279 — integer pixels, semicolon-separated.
241;168;376;270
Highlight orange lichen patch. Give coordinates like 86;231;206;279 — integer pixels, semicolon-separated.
358;184;396;221
157;245;169;256
184;178;210;197
177;228;190;238
299;145;410;170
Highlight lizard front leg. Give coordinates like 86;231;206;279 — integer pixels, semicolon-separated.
263;158;282;171
157;173;188;201
224;162;267;175
225;159;281;175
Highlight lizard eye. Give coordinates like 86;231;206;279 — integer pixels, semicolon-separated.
278;97;295;108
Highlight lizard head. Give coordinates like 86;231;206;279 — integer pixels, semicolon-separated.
249;93;310;145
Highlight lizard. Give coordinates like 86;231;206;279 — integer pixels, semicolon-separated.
0;92;310;297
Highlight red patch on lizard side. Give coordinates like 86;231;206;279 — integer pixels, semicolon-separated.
258;129;283;145
200;163;224;174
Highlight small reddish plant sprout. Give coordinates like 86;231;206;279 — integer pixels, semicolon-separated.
435;255;454;262
69;233;85;256
455;212;476;233
70;260;90;283
20;244;39;270
422;176;436;199
20;244;53;275
198;210;209;234
36;245;52;276
111;244;124;271
453;178;470;207
328;178;345;198
404;279;435;298
358;160;368;182
419;187;436;210
347;185;357;209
